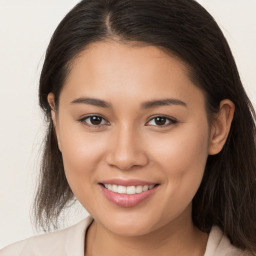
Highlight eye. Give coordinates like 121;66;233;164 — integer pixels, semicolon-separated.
146;116;177;126
79;115;109;127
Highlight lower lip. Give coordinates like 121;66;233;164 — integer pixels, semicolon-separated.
100;185;158;207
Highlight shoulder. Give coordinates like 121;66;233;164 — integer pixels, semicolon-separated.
0;216;93;256
204;226;249;256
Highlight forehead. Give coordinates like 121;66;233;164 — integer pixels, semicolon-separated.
61;41;205;109
67;40;190;84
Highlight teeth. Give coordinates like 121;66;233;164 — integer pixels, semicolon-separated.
143;185;148;192
104;184;155;194
135;186;142;193
112;184;118;192
117;185;126;194
127;186;135;194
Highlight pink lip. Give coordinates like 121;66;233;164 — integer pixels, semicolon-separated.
99;183;159;208
99;178;157;186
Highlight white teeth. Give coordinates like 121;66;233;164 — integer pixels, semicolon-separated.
143;185;148;192
135;185;142;193
112;184;118;192
117;185;126;194
106;184;112;190
127;186;136;194
104;184;155;194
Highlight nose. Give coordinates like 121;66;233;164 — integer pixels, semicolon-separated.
105;125;149;171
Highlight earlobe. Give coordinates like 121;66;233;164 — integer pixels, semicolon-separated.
47;93;57;128
47;93;55;110
208;99;235;155
47;93;62;151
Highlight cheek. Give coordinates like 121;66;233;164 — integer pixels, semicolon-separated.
151;122;209;172
61;132;105;164
149;122;209;203
59;132;109;213
146;124;209;223
57;121;107;193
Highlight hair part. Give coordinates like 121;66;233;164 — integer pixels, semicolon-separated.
36;0;256;254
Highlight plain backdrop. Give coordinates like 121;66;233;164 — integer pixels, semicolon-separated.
0;0;255;249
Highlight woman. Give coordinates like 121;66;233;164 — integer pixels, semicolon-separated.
1;0;255;255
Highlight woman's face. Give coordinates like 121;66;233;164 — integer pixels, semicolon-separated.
51;41;212;236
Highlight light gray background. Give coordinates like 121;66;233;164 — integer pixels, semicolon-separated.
0;0;255;248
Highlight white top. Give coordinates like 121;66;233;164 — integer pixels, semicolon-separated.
0;216;245;256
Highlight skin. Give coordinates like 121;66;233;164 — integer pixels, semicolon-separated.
48;41;234;256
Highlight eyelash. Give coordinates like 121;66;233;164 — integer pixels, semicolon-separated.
79;115;110;128
79;115;177;128
146;116;177;126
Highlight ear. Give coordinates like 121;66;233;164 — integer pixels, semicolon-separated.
208;99;235;155
47;93;62;151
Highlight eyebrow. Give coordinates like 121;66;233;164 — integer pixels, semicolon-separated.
70;97;187;109
71;97;111;108
141;98;187;109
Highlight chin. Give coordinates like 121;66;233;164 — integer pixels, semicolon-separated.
96;211;164;237
107;221;155;237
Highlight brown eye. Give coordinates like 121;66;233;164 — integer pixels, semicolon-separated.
146;116;177;126
90;116;103;125
155;117;167;126
80;115;108;127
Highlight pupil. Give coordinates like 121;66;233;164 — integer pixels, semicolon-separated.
91;116;102;125
155;117;166;125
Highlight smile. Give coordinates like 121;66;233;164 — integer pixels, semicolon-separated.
103;184;156;195
99;181;159;207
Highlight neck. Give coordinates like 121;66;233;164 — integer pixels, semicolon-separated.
84;208;208;256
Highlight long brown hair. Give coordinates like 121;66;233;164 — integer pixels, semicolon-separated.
35;0;256;253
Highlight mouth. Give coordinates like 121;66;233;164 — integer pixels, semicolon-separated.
98;180;160;207
99;183;158;195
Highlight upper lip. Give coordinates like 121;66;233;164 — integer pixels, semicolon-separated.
99;179;158;186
